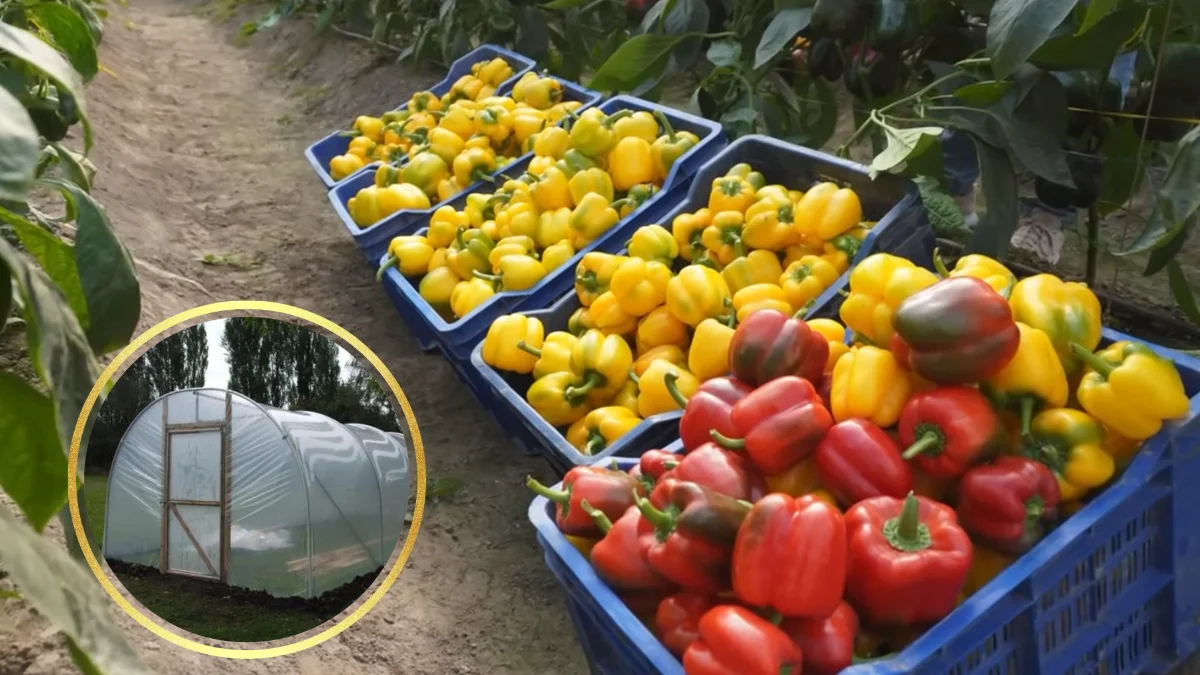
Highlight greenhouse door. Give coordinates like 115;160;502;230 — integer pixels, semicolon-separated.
161;405;230;581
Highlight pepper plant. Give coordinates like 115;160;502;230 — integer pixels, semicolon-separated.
0;1;149;673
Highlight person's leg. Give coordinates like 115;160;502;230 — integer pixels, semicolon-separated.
940;129;980;228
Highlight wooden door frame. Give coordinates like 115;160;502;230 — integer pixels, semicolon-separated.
159;391;233;582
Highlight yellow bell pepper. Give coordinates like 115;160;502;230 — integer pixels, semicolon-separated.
520;331;578;379
632;345;687;377
743;198;796;250
635;360;698;417
613;111;658;142
982;322;1069;436
536;207;573;249
452;146;498;186
426;206;466;248
754;184;792;204
475;106;513;146
542;240;575;273
480;58;514;87
628;224;679;265
781;255;841;316
689;317;736;381
488;236;537;272
838;253;939;346
480;219;501;242
588;291;637;335
672;208;712;262
512;111;547;148
819;233;863;274
807;318;849;372
439;106;476;140
1010;274;1103;377
1023;408;1114;502
506;202;541;241
474;254;546;292
607;137;656;192
568;329;634;400
610;258;671;317
731;284;792;323
830;345;911;427
347;183;430;227
721;250;784;296
1071;340;1190;441
569;108;631;157
529;155;556;175
534;125;570;159
407;91;441;113
568;306;596;336
726;163;766;189
482;314;545;374
934;250;1015;296
329;153;366;181
377;235;434;280
793;182;863;241
567;406;642;455
421;127;467;166
531;166;573;211
962;545;1015;596
418;267;460;314
636;306;690;353
351;115;384;143
447;227;495;280
665;264;733;327
650;110;698;181
450;277;495;318
570;193;621;245
700;211;747;266
708;176;757;213
764;457;820;497
613;379;640;415
347;135;378;160
510;71;539;101
527;372;592;427
428;247;450;272
575;252;626;306
783;242;824;268
568;168;615;206
521;77;563;109
463;193;494;228
806;489;840;511
463;133;493;151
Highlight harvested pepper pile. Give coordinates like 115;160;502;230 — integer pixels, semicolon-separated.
376;107;701;321
527;252;1191;673
480;163;870;456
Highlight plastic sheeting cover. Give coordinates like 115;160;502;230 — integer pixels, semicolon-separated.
348;424;409;559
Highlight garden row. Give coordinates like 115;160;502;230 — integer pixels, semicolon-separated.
306;45;1200;675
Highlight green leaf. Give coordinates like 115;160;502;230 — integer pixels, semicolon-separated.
314;5;334;33
707;40;741;67
0;23;90;150
0;87;39;201
870;125;944;175
1029;7;1142;70
966;138;1019;257
1145;222;1188;277
637;0;669;34
754;8;811;69
543;0;589;7
42;179;140;355
1077;0;1115;33
50;142;92;192
0;207;88;325
665;0;709;71
0;237;100;451
0;502;152;675
0;589;21;600
0;371;66;531
67;0;104;46
0;256;10;325
986;0;1079;78
914;176;969;237
28;3;98;82
1168;261;1200;328
1117;126;1200;256
953;81;1012;107
430;475;464;498
515;6;549;61
587;34;691;91
1097;121;1142;217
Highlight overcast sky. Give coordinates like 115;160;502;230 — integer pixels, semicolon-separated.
202;319;355;389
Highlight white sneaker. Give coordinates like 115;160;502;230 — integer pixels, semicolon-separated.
954;185;979;230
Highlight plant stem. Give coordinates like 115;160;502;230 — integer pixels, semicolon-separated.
1085;205;1099;287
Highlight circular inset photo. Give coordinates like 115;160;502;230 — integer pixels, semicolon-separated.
82;315;413;643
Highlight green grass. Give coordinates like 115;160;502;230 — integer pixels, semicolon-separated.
84;473;108;547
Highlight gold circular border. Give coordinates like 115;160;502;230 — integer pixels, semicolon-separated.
66;301;426;658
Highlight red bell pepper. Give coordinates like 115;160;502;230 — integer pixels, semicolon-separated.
639;448;683;488
682;605;804;675
844;493;972;626
729;309;829;387
816;371;832;410
709;376;834;477
732;493;846;619
781;601;858;675
655;442;767;504
815;419;913;506
956;456;1060;554
621;590;672;622
899;386;1002;480
672;375;753;451
636;479;751;593
892;276;1019;385
527;466;646;537
656;591;715;657
580;502;675;594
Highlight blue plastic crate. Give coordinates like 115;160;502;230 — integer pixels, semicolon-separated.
466;134;932;473
304;45;536;189
329;77;605;262
529;330;1200;675
377;96;725;358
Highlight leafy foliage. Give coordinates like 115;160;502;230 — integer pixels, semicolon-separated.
222;317;341;408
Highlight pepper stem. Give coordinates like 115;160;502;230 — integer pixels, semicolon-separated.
455;225;468;250
1070;342;1115;379
565;372;602;402
793;300;815;320
1025;494;1045;527
516;340;542;357
998;275;1016;300
473;269;502;284
628;369;640;385
653;109;677;142
578;499;612;534
1019;396;1037;438
932;247;951;278
525;475;569;504
604;109;632;127
663;371;689;408
584;432;606;456
768;611;784;626
882;492;932;553
376;254;398;282
901;432;942;460
634;493;675;531
710;429;745;450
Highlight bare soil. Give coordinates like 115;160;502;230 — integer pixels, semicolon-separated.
0;0;585;673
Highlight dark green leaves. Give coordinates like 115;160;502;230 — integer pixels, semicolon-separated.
754;8;811;69
28;3;98;82
0;87;39;201
986;0;1079;78
0;207;88;324
0;371;65;531
707;40;741;67
588;34;692;91
1029;7;1143;71
0;23;90;149
1117;126;1200;256
1169;261;1200;328
967;138;1019;257
1097;121;1142;217
870;125;944;175
953;81;1012;107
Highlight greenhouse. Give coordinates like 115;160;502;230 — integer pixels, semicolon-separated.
102;388;410;599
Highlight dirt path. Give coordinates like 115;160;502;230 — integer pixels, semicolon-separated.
0;0;586;673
